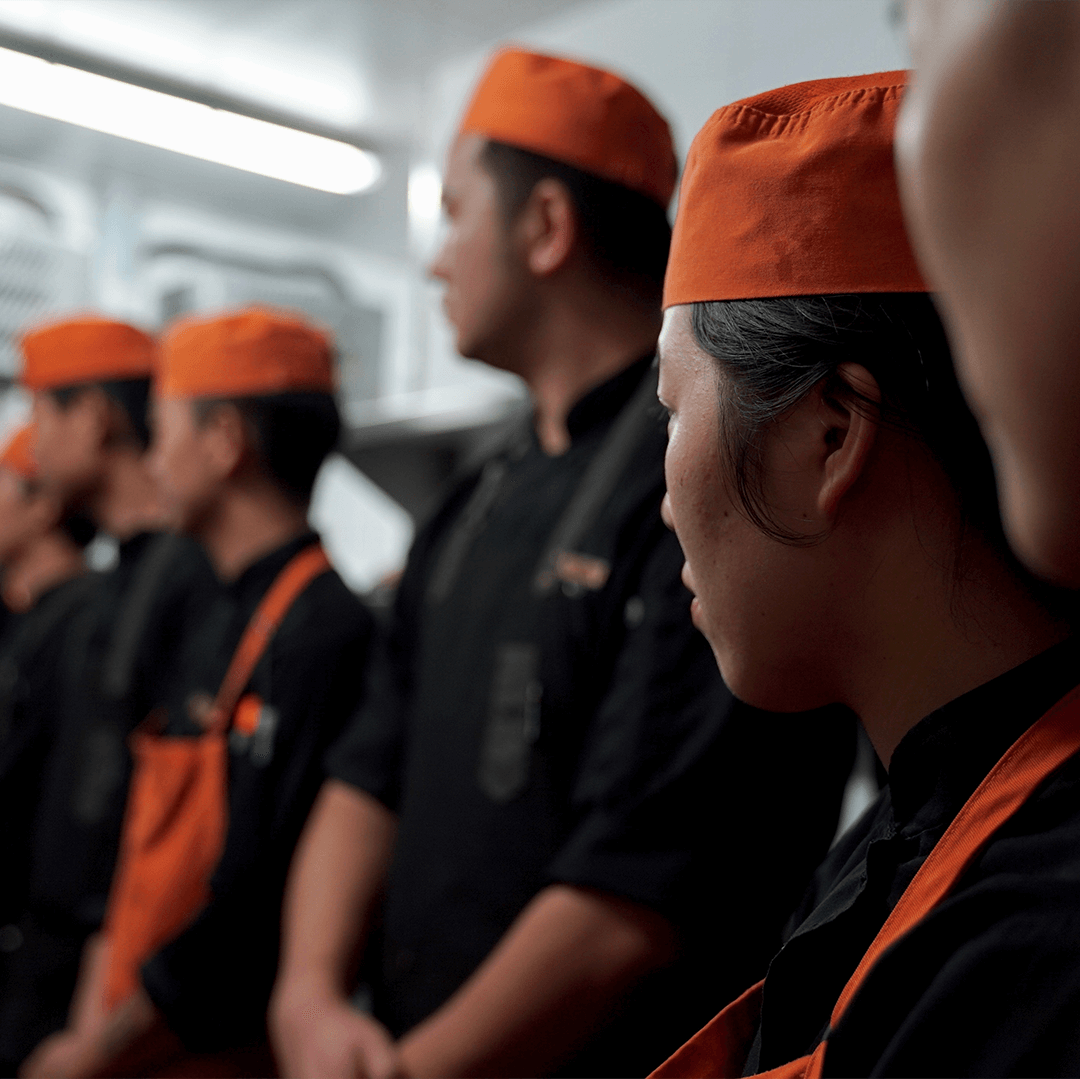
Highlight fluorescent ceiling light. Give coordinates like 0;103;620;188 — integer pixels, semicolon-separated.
0;46;381;195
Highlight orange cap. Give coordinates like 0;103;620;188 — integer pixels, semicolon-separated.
663;71;927;307
157;308;335;399
20;317;155;390
459;47;677;208
0;424;35;481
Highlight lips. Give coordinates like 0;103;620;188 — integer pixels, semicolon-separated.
680;560;696;595
690;595;703;629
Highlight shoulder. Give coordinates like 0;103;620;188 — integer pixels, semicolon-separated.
831;763;1080;1074
278;568;373;647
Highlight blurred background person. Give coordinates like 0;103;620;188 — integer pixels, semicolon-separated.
0;318;220;1075
0;422;95;1047
0;424;90;619
270;48;855;1079
653;71;1080;1079
24;309;374;1078
896;0;1080;587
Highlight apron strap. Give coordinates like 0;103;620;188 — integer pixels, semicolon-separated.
533;362;659;595
208;542;332;730
650;685;1080;1079
827;684;1080;1033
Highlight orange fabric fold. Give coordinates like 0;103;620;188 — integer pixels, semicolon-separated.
20;317;155;390
102;544;332;1010
460;47;676;208
157;308;335;399
663;71;927;307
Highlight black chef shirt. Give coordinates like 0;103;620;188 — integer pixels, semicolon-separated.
25;533;218;929
329;358;856;1076
0;532;219;1069
141;532;374;1053
0;573;95;928
747;635;1080;1078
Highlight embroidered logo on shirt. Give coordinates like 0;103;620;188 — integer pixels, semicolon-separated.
228;693;279;767
553;551;610;595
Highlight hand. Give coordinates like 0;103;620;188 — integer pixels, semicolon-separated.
271;981;399;1079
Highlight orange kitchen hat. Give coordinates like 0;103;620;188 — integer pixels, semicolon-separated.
0;424;35;481
459;47;677;208
20;317;155;390
158;308;334;398
663;71;927;307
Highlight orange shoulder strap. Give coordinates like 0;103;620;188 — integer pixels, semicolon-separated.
209;542;332;729
828;684;1080;1033
649;684;1080;1079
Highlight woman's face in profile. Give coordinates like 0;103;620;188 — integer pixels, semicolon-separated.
658;304;835;712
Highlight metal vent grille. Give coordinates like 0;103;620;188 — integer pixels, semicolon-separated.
0;237;83;379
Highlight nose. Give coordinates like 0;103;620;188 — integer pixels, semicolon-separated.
660;491;675;531
428;237;451;283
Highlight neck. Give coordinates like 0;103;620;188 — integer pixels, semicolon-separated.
197;480;309;582
90;447;164;541
2;531;85;613
508;286;660;456
843;528;1068;768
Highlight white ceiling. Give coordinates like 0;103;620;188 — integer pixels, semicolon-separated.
0;0;590;139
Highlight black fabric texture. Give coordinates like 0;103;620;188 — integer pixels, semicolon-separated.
141;533;374;1053
0;574;97;929
744;634;1080;1078
0;532;220;1068
327;358;857;1077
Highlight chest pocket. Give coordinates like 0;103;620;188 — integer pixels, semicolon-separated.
479;642;542;803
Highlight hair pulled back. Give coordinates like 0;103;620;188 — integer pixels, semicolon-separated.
690;293;1001;548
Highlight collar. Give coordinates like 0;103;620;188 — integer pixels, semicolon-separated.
117;530;157;565
227;530;321;610
563;354;655;441
888;635;1080;831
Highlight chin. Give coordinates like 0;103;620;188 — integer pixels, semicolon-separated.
714;648;825;715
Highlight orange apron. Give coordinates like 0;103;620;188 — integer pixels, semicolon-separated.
101;542;332;1010
651;686;1080;1079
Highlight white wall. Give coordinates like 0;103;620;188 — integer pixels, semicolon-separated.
424;0;909;163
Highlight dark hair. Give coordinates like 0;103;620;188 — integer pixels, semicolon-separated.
49;378;151;450
193;392;340;504
691;293;1003;547
479;140;671;302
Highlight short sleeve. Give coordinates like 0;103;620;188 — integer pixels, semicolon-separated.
323;504;442;811
324;616;410;811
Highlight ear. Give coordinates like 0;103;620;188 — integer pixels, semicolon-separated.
518;177;577;277
816;362;881;519
199;403;248;480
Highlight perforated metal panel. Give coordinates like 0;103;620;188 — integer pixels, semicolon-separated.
0;236;84;380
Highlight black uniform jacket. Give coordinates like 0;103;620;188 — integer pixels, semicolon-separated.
748;635;1080;1078
329;358;856;1076
0;532;219;1068
0;573;96;928
141;532;374;1053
